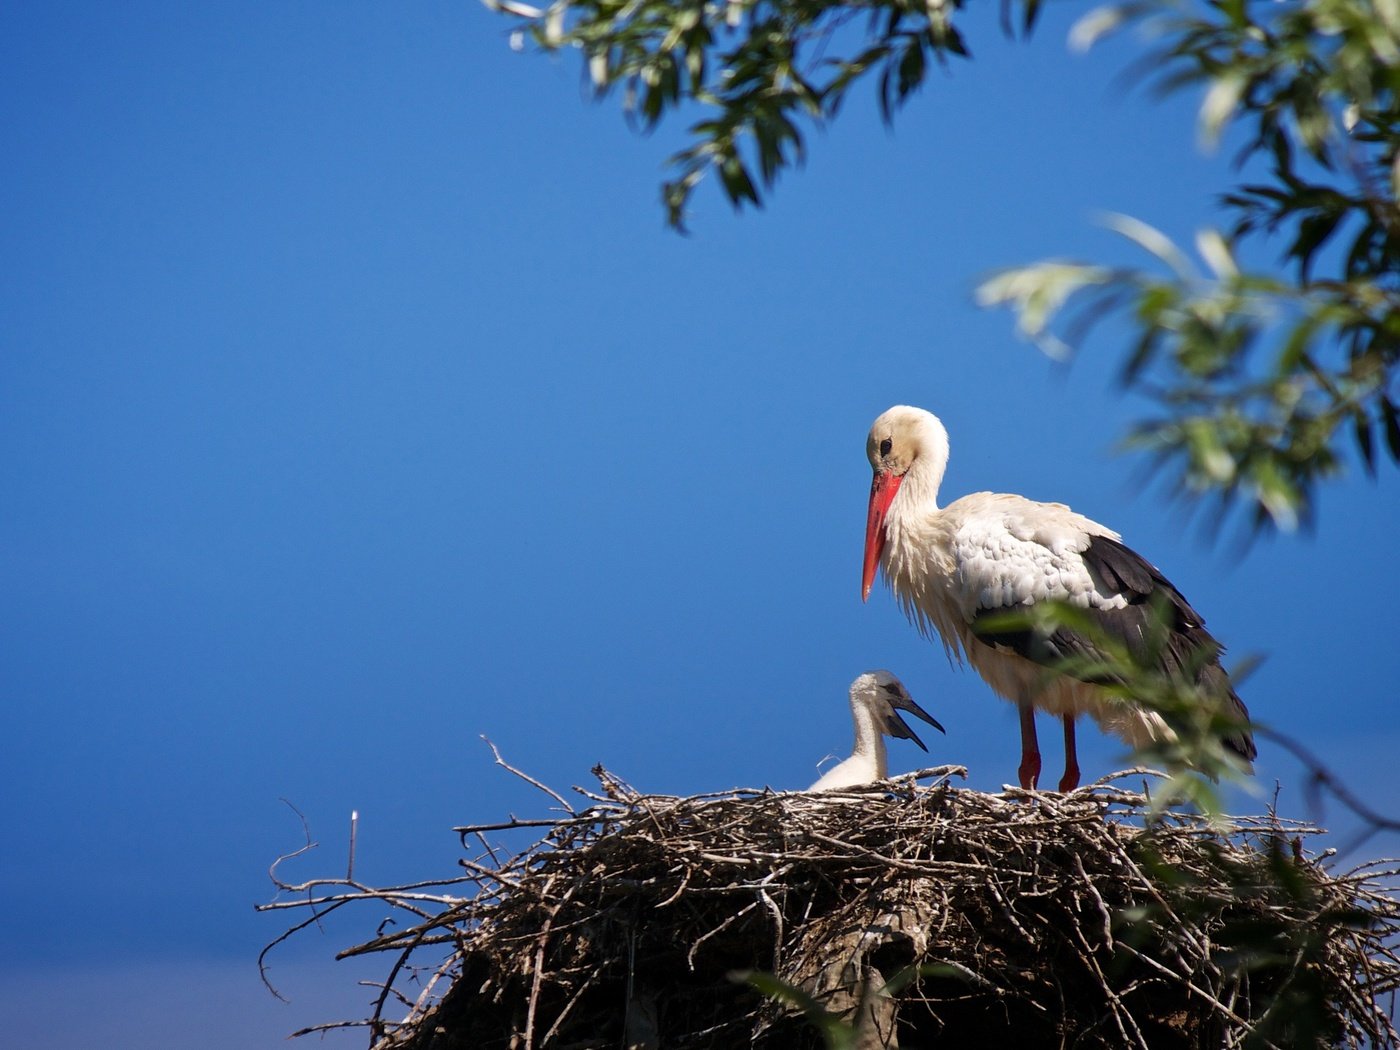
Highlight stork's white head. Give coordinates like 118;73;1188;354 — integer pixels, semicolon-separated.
863;406;951;600
810;670;946;790
850;669;945;752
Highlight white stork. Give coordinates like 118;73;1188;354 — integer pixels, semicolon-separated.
810;670;945;790
860;405;1255;791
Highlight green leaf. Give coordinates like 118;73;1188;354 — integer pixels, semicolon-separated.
719;154;759;206
1098;212;1195;279
1353;410;1376;475
1382;397;1400;463
1022;0;1044;35
896;37;926;103
1195;228;1238;279
733;971;856;1050
1288;211;1344;282
1199;71;1246;149
974;261;1113;358
1068;4;1127;52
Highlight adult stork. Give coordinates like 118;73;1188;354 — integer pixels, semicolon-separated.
810;670;945;790
860;405;1255;791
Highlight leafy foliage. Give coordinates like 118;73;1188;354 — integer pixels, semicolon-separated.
977;216;1399;531
981;0;1400;531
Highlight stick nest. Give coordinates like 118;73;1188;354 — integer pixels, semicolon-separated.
263;766;1400;1050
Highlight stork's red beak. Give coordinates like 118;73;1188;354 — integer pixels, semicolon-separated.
862;470;902;601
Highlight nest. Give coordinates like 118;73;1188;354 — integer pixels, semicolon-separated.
262;765;1400;1050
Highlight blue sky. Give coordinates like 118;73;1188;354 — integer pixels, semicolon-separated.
3;2;1397;1046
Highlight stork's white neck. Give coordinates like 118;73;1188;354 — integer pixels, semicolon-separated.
893;412;950;519
849;696;889;777
876;411;960;637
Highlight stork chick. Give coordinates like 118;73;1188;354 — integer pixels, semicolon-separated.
809;670;945;790
861;404;1256;791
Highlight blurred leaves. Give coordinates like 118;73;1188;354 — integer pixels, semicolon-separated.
985;0;1400;532
977;215;1399;532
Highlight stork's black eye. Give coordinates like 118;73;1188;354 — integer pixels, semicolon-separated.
879;438;892;457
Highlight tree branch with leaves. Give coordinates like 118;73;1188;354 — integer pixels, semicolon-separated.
485;0;1399;529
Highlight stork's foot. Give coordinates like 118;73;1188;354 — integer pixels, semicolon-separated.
1057;715;1080;792
1017;752;1041;791
1017;702;1042;790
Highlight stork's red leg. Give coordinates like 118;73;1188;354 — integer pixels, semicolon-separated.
1017;702;1041;790
1058;715;1080;793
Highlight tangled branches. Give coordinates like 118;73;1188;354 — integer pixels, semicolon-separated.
260;765;1400;1049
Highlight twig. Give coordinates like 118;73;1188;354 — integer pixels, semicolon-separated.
348;809;359;882
482;735;576;814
